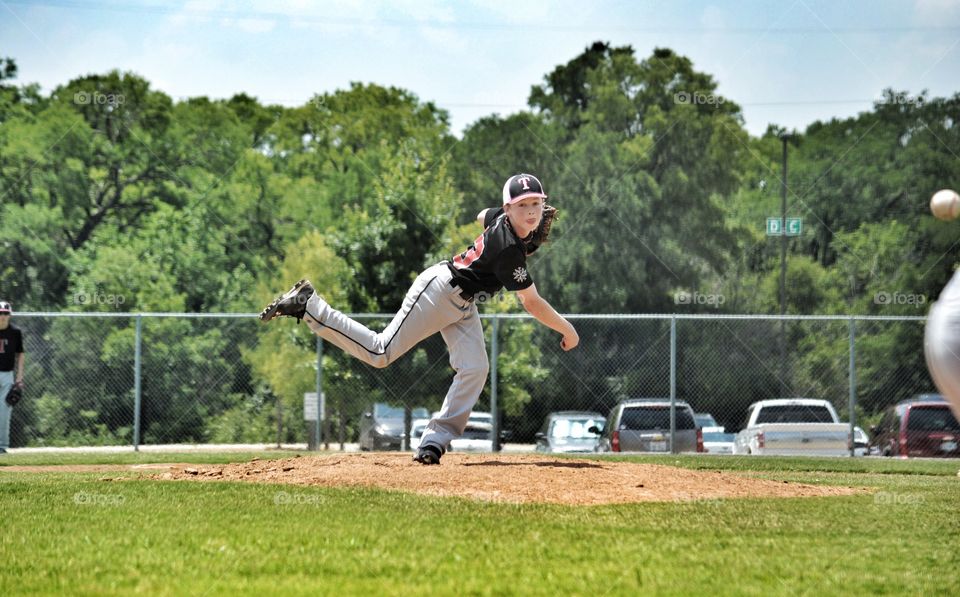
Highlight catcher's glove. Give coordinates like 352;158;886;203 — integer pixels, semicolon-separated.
525;204;558;255
5;381;23;406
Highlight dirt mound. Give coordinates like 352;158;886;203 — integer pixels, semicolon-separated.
155;453;863;505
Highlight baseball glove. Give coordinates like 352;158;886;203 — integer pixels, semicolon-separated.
525;204;558;255
5;381;22;406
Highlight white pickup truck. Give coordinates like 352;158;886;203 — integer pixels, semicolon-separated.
733;399;850;456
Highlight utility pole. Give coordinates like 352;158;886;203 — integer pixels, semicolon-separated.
780;135;789;390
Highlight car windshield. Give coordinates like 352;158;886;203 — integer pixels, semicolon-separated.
550;419;602;438
907;407;960;432
375;404;428;419
703;432;734;442
620;406;695;430
461;426;491;440
754;405;835;424
695;414;717;427
411;424;427;439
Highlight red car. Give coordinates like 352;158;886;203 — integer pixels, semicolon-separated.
871;395;960;458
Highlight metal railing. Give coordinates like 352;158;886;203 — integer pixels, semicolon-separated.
9;312;933;454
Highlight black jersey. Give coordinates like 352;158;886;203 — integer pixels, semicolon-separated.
0;324;24;372
448;207;534;298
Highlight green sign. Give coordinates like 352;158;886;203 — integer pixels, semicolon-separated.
786;217;802;236
766;217;802;236
766;217;782;235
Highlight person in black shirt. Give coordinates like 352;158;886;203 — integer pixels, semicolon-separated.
260;173;578;464
0;301;25;453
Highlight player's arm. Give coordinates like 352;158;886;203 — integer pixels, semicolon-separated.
15;351;24;384
516;284;579;351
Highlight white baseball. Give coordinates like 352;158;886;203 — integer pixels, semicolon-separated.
930;189;960;221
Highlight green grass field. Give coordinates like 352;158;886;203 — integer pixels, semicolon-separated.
1;452;958;596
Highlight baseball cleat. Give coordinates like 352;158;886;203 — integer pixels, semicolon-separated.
259;279;314;323
413;444;442;465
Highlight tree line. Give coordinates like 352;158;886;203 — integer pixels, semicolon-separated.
0;42;957;445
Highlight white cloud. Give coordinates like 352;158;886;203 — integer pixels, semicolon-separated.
224;17;277;33
913;0;960;25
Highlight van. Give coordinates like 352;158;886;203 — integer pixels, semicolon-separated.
594;399;703;453
871;394;960;458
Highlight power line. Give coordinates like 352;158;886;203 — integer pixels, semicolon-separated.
8;0;960;34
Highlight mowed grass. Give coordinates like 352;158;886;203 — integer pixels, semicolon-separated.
0;450;303;467
1;455;958;596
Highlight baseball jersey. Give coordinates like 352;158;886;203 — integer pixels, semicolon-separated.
0;325;24;372
448;207;534;297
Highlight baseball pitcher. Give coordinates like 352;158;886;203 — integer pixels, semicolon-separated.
260;174;578;464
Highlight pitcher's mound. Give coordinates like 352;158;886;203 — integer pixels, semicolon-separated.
157;453;863;505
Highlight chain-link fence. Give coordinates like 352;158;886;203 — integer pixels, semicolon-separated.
8;312;934;454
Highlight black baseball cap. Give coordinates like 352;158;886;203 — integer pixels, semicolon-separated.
502;173;547;206
0;301;11;315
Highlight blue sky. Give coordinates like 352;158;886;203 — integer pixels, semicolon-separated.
2;0;959;136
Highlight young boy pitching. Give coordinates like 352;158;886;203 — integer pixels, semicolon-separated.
260;174;578;464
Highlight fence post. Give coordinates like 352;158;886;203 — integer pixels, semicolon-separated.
849;317;857;458
314;336;326;451
670;315;677;454
490;315;500;453
133;314;142;451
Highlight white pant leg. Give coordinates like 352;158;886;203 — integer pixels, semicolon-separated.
0;371;13;449
926;270;960;419
303;263;473;369
419;306;489;452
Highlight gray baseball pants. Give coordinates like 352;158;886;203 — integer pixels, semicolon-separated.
926;269;960;419
303;262;489;452
0;371;13;450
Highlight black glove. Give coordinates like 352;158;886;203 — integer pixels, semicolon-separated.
5;381;23;406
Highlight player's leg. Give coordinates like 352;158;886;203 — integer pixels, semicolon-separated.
925;270;960;418
302;263;473;368
0;371;12;452
417;306;489;461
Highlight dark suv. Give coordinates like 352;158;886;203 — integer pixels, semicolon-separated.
359;403;429;451
871;394;960;458
593;399;703;453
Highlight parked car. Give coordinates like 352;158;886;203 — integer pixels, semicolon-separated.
733;398;850;456
694;413;718;429
409;418;431;452
535;411;605;453
592;399;703;453
449;421;494;452
411;412;501;452
871;394;960;458
701;426;735;454
359;403;429;451
853;426;870;457
430;410;494;428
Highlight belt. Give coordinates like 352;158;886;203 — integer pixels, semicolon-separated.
443;262;475;302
